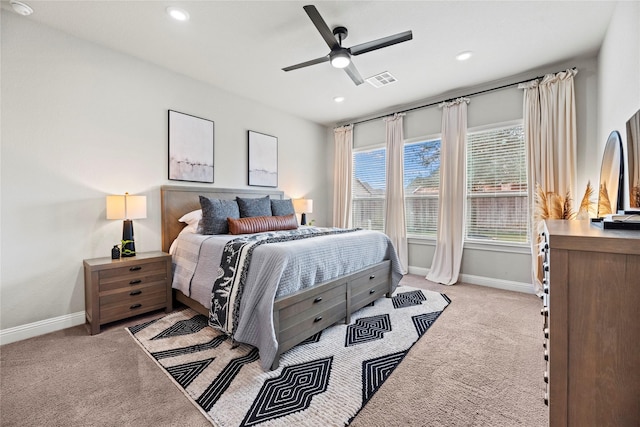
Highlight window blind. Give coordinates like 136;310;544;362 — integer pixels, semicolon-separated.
404;139;440;237
352;148;386;231
466;125;528;243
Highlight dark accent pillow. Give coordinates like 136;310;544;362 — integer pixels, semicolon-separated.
227;214;298;235
236;196;271;218
199;196;240;234
270;199;295;217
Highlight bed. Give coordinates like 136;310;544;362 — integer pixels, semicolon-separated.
160;185;404;370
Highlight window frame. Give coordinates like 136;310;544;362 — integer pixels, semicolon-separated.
464;120;530;247
403;134;442;239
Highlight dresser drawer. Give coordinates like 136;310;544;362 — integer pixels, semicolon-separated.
100;282;167;323
350;262;390;311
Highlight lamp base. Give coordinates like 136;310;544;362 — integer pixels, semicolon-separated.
300;213;307;226
121;219;136;257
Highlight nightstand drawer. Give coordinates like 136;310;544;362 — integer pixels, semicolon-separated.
100;283;167;323
99;260;167;281
99;272;167;292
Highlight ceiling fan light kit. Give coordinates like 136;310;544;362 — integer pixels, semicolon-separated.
330;50;350;68
282;5;413;86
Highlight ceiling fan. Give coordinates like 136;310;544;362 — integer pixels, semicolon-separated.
282;5;413;85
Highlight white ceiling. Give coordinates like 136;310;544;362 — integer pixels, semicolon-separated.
3;1;617;126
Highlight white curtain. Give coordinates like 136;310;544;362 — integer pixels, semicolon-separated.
384;114;408;273
332;125;353;228
426;98;469;285
519;69;577;294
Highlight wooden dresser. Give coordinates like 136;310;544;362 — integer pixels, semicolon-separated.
84;251;172;335
542;220;640;426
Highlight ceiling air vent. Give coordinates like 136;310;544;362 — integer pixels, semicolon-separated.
366;71;397;88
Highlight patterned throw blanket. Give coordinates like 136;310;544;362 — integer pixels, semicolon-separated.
209;227;359;336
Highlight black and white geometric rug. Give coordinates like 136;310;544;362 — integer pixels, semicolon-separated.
126;286;450;427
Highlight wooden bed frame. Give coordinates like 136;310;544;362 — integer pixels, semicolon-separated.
160;185;393;370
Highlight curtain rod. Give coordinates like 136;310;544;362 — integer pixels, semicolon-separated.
341;67;577;127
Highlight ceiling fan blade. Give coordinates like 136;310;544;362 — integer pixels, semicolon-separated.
282;55;330;72
303;5;339;50
349;30;413;56
343;61;364;85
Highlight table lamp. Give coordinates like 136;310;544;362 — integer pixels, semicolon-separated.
293;198;313;226
106;192;147;257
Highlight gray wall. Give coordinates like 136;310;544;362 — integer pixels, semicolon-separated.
345;56;601;291
0;14;328;333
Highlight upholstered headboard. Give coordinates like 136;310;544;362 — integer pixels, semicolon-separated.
160;185;284;253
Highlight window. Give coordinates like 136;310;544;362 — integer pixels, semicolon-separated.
351;124;528;245
352;139;441;235
404;139;440;237
466;124;528;243
352;148;386;231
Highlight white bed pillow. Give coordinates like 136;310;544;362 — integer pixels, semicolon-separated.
178;209;202;234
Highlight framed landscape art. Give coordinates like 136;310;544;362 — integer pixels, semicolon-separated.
168;110;214;183
248;130;278;187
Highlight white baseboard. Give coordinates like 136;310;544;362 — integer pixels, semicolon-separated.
1;266;534;346
0;311;86;346
407;266;534;294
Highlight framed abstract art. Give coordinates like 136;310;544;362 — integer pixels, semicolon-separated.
168;110;214;183
248;130;278;187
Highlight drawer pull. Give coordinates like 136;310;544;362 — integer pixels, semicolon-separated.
130;303;142;310
369;289;376;294
129;279;142;285
314;316;323;323
369;275;375;280
313;297;323;303
129;266;142;271
130;290;142;296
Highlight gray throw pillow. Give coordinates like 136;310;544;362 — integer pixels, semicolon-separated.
199;196;240;234
270;199;295;217
236;196;271;217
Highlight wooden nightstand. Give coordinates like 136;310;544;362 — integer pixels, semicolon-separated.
83;251;173;335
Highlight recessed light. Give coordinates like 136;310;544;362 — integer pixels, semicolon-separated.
166;6;190;21
10;0;33;16
456;51;473;61
333;96;345;103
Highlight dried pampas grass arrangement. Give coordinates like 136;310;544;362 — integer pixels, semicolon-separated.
535;183;575;221
598;182;612;216
576;181;596;220
632;184;640;209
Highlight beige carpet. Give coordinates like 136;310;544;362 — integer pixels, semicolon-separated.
0;275;548;426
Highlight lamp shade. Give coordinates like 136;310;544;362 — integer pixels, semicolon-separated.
106;193;147;220
293;199;313;214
